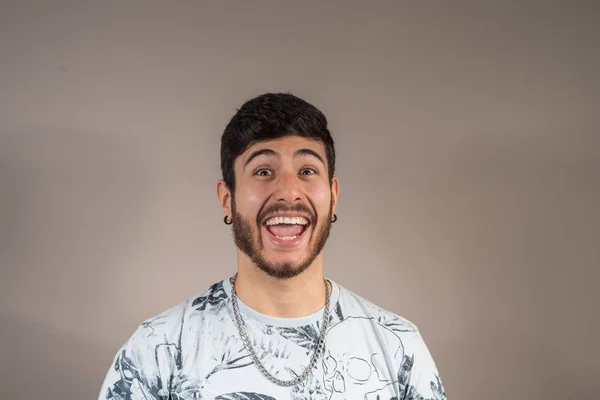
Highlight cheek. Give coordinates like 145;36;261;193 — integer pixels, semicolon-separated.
236;186;267;216
309;186;332;213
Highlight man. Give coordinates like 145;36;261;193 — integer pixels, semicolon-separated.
98;93;447;399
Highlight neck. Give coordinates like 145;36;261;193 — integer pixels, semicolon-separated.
233;254;328;318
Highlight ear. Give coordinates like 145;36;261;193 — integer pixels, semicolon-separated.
216;179;232;218
330;176;340;215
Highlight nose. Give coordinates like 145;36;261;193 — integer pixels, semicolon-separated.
275;170;302;203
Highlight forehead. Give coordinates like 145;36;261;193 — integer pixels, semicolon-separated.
239;136;325;161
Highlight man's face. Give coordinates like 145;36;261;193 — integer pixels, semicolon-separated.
226;136;338;279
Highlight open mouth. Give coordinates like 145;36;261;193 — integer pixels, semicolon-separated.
263;215;311;247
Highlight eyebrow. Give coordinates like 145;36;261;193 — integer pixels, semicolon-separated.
243;148;326;169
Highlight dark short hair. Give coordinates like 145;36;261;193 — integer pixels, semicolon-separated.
220;92;336;192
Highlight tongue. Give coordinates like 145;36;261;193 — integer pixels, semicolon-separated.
267;224;304;237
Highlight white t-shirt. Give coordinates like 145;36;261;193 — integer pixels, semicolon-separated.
98;279;446;399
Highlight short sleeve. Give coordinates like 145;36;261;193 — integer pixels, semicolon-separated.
98;323;178;400
398;329;447;400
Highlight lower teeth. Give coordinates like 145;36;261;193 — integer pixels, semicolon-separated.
276;235;298;240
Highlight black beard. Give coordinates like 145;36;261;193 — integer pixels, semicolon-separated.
230;196;333;279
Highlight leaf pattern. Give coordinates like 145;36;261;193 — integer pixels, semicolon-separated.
379;315;415;334
249;331;293;363
429;374;446;400
333;301;344;322
108;349;163;400
192;282;228;313
277;325;319;352
169;374;203;400
398;354;446;400
288;369;327;399
216;393;277;400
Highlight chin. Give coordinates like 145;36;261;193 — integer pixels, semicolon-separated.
255;257;312;279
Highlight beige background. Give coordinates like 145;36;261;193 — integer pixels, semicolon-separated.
1;1;599;399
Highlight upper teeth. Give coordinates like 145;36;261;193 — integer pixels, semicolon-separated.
266;216;308;226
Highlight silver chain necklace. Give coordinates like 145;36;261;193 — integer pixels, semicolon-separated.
229;274;332;387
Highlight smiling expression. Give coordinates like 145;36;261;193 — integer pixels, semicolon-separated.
220;135;339;279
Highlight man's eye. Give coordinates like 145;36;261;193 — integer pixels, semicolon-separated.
256;169;272;176
300;168;316;175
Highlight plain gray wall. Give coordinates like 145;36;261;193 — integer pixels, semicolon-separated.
1;1;599;399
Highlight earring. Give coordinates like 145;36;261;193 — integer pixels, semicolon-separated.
332;214;337;223
224;215;232;225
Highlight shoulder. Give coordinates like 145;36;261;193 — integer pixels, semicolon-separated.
98;282;229;398
335;285;441;377
334;283;439;354
329;283;434;376
335;282;419;335
129;280;229;345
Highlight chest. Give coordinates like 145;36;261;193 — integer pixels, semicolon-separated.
171;331;402;399
171;362;400;400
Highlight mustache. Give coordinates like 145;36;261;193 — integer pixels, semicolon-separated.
258;203;315;224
